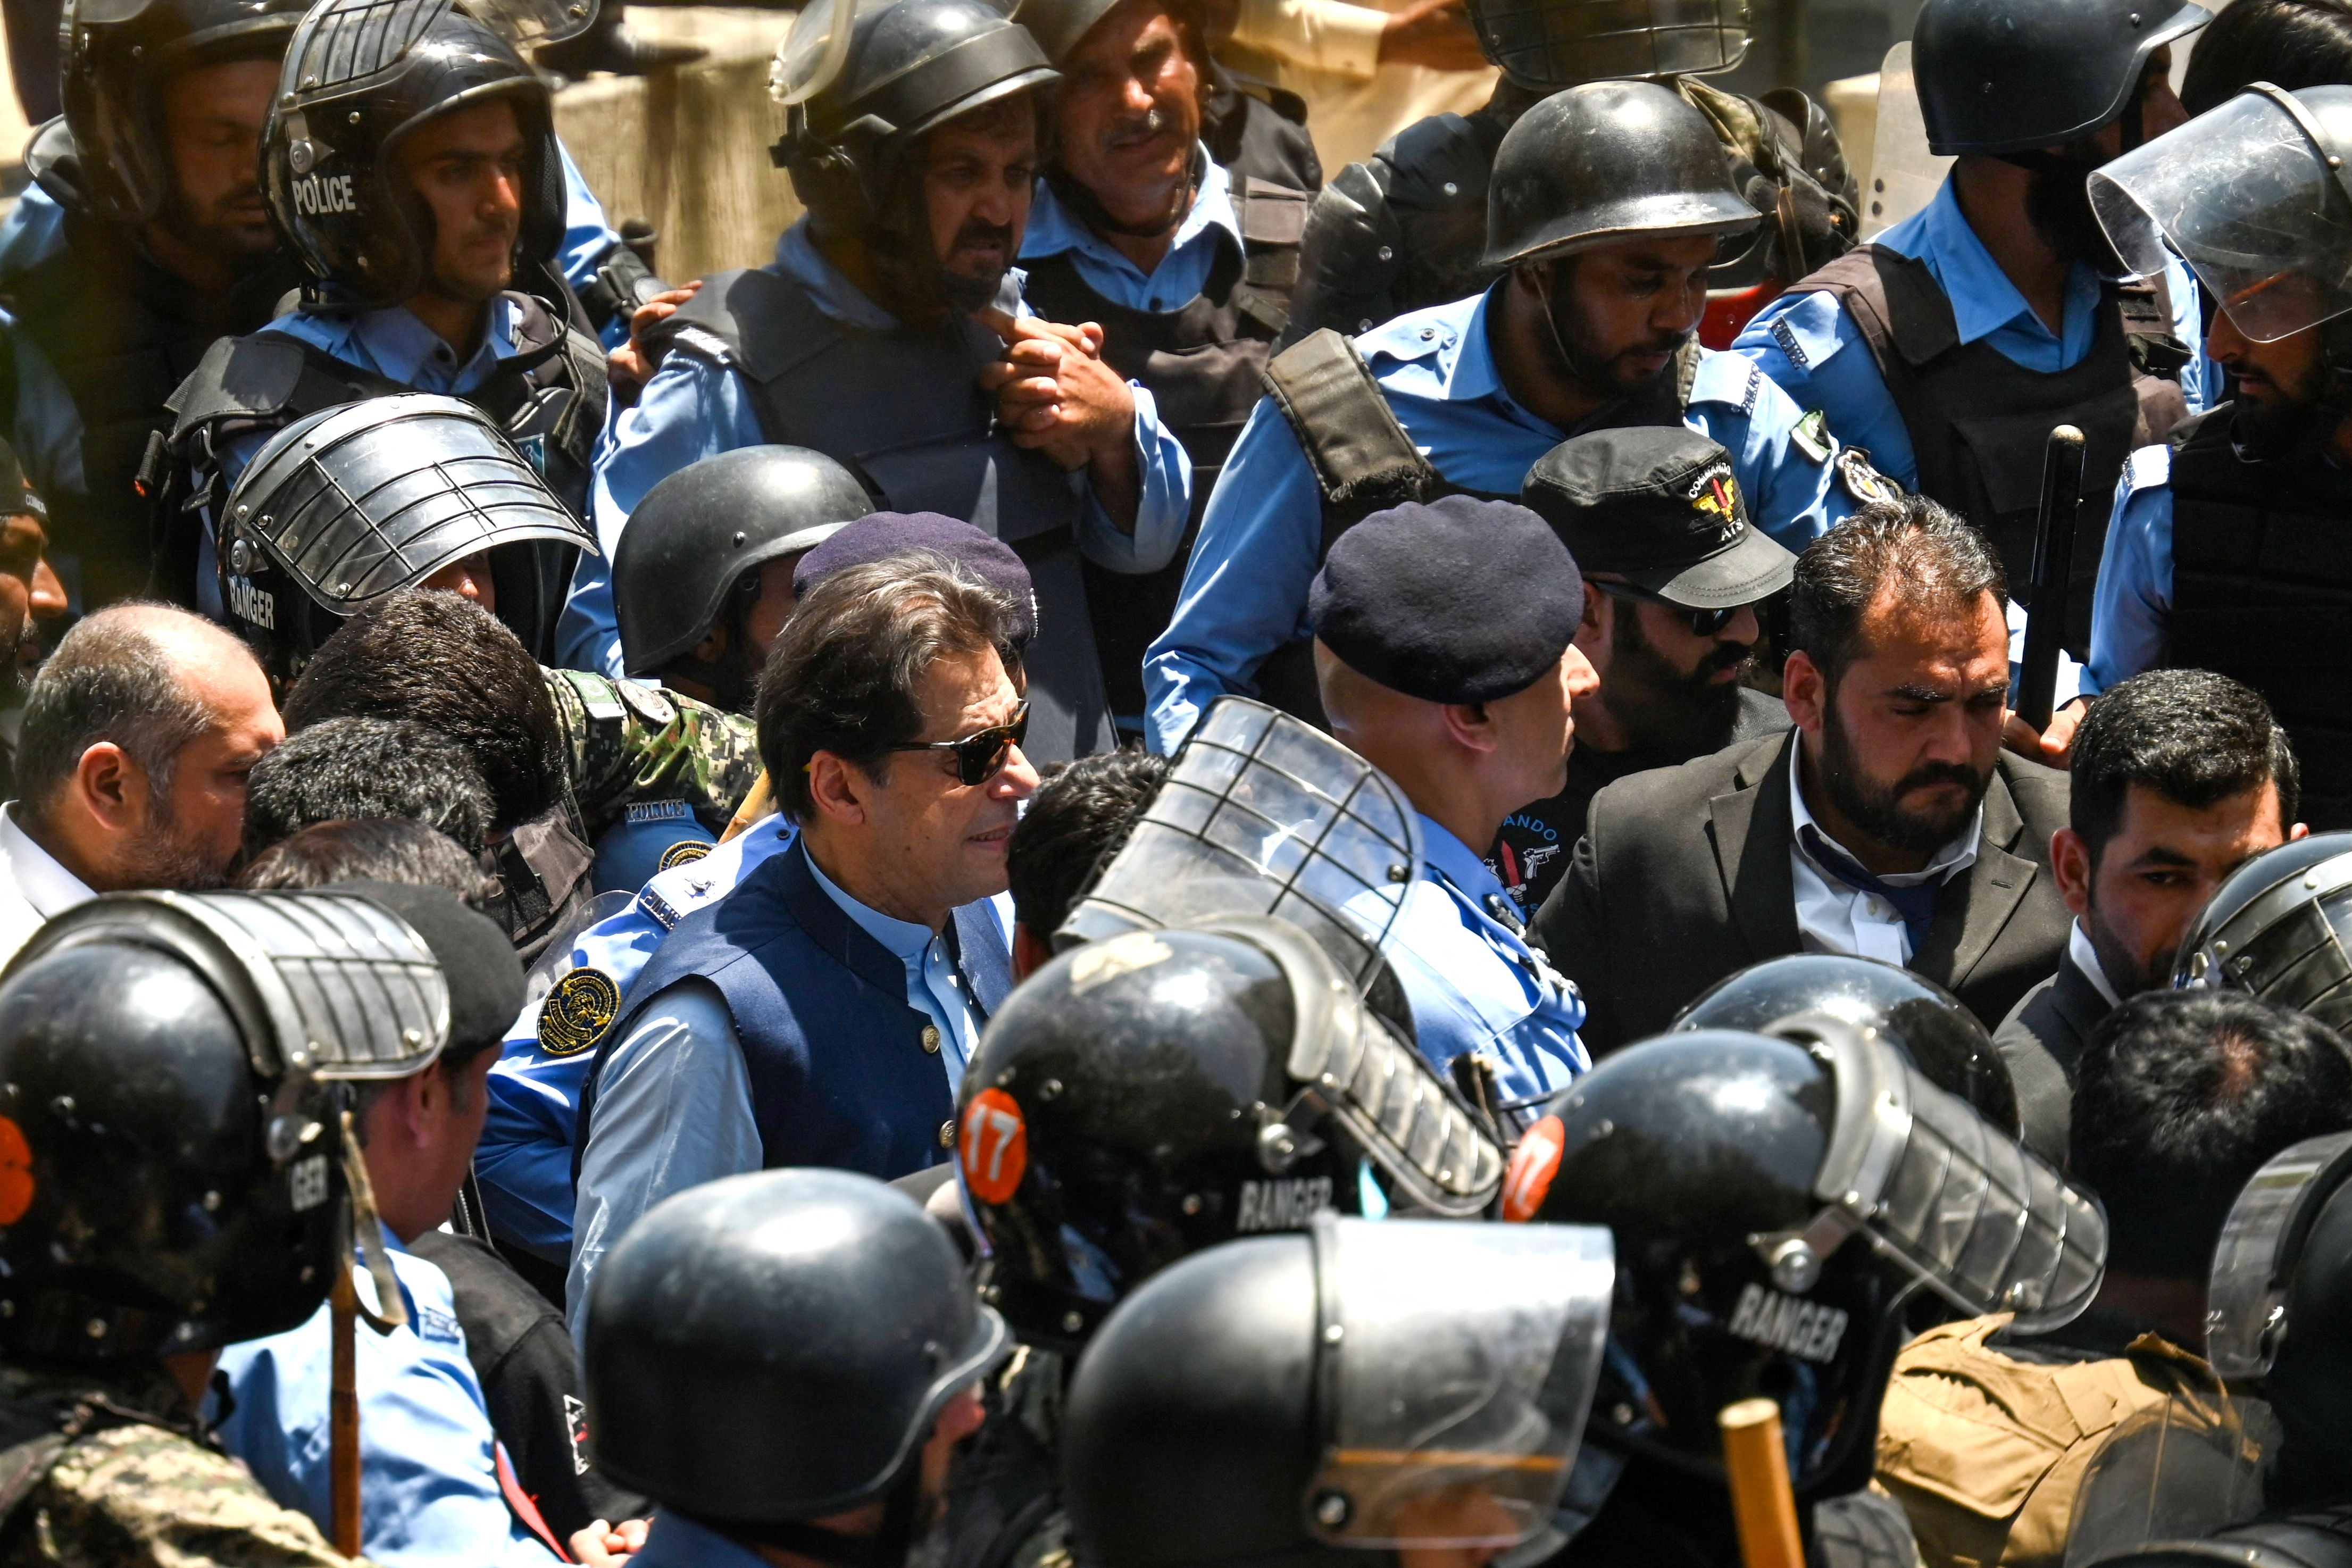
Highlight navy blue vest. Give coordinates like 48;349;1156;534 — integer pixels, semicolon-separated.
577;837;1014;1179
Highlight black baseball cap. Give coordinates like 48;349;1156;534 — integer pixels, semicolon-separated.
1521;428;1796;610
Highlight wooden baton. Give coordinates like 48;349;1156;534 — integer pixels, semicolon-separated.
1721;1397;1805;1568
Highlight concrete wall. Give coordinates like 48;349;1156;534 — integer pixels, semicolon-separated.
554;7;804;282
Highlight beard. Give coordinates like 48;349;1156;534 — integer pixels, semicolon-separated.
159;182;279;271
1540;264;1691;402
2082;903;2162;998
2025;153;2128;278
1816;703;1992;855
1599;608;1753;754
935;224;1012;315
118;795;230;891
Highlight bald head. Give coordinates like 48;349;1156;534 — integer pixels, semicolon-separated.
16;602;280;891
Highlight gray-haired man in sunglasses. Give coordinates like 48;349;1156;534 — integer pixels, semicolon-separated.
1495;427;1799;915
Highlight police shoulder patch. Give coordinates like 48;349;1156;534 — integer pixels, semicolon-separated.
1836;447;1900;505
538;968;623;1057
657;839;713;873
616;680;676;729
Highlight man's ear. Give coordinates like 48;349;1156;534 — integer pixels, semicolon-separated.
2050;826;2095;919
1573;582;1609;651
1439;700;1500;755
1012;922;1054;982
72;741;143;829
1781;650;1827;737
805;750;872;829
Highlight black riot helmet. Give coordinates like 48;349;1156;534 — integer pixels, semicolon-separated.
612;445;870;684
2097;1511;2352;1568
57;0;310;224
1062;1214;1615;1568
1012;0;1208;66
769;0;1057;238
1506;1024;2106;1499
2171;833;2352;1034
584;1169;1012;1547
1482;79;1759;272
1674;954;2021;1137
958;915;1505;1350
1911;0;2208;157
217;393;597;681
1463;0;1747;95
2201;1132;2352;1505
0;888;451;1364
264;0;567;306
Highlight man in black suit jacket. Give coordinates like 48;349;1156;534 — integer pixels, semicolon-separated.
1994;670;2302;1161
1532;496;2072;1053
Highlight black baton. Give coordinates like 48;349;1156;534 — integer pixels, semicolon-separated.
2016;424;2087;732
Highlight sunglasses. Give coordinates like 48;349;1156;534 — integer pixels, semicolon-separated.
886;702;1031;786
1596;582;1742;639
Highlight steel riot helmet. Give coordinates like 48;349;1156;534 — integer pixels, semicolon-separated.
56;0;310;224
957;915;1505;1349
1482;79;1759;271
1063;1214;1615;1568
612;446;870;681
0;888;452;1363
769;0;1056;234
1011;0;1208;67
2091;1511;2352;1568
1504;1024;2106;1498
583;1169;1011;1540
2094;85;2352;346
2172;832;2352;1033
1463;0;1748;95
1911;0;2207;157
217;393;597;679
264;0;565;305
1674;954;2021;1137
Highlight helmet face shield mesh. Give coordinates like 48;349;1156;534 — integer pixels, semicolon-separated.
224;394;595;619
2090;86;2352;343
2206;1131;2352;1382
1465;0;1748;91
1306;1215;1614;1549
1809;1021;2107;1331
1063;698;1422;993
2174;836;2352;1033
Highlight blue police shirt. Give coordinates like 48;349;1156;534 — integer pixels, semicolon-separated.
212;1235;557;1568
1141;285;1861;755
1379;814;1589;1104
556;218;1194;677
1020;147;1240;312
479;813;797;1262
1732;174;2215;489
0;135;623;521
2083;444;2176;694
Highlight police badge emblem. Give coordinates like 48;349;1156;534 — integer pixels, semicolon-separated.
657;839;713;873
538;968;623;1057
1836;447;1900;505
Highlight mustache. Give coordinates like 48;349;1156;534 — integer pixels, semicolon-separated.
1891;760;1987;797
1699;639;1755;677
950;218;1013;253
1105;106;1175;148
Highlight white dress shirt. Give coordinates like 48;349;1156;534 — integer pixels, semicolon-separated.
2069;921;2123;1008
0;804;94;965
1785;743;1984;967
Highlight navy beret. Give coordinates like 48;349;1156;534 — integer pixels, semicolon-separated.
1307;495;1583;704
793;512;1037;647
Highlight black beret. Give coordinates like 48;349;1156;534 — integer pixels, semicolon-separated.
793;512;1037;647
1306;495;1583;703
340;880;525;1055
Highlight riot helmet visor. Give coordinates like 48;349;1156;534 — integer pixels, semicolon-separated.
2091;86;2352;343
1061;698;1421;994
2204;1131;2352;1382
771;0;881;104
2061;1388;2279;1568
464;0;598;47
2171;833;2352;1030
1787;1016;2107;1330
1305;1214;1614;1548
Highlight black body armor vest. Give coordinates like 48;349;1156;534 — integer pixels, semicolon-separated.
1019;176;1309;721
653;265;1108;761
155;290;604;646
2166;402;2352;828
1797;244;2190;655
0;211;304;605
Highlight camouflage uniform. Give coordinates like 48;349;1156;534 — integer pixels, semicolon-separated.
0;1360;376;1568
541;668;761;840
